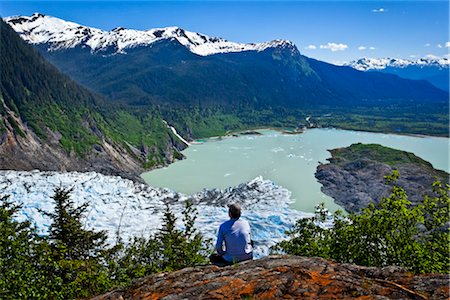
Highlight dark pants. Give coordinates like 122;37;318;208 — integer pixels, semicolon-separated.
209;253;233;267
209;253;253;267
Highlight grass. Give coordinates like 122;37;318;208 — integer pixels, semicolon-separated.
331;143;432;167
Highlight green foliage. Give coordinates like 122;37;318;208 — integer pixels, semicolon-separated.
418;181;450;273
1;188;211;299
0;195;57;299
272;203;332;259
310;105;449;137
45;188;108;261
331;143;426;167
273;173;450;274
157;201;210;271
6;115;25;137
44;188;112;299
112;201;211;287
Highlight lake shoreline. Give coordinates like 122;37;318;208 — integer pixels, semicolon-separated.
187;125;448;145
141;128;448;213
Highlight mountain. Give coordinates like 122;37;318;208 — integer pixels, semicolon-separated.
0;19;186;180
4;14;449;137
4;13;294;56
346;57;450;91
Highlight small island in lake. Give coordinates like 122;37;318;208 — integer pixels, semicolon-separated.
315;143;449;213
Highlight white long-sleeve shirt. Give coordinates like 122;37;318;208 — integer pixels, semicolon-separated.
215;218;253;262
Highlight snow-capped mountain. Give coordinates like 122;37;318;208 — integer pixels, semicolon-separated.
4;13;296;56
346;57;450;91
346;57;449;71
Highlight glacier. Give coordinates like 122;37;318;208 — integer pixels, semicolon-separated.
0;170;316;258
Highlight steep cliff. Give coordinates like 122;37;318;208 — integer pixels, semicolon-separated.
93;255;449;299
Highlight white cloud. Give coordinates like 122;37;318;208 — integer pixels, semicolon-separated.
304;45;317;50
424;43;431;47
358;46;375;51
425;54;439;59
437;44;443;48
372;8;387;13
445;42;450;48
409;55;417;58
320;42;348;52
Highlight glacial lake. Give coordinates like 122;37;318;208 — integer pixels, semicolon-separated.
142;129;449;213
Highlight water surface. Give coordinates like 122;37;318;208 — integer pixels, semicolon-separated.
142;129;449;213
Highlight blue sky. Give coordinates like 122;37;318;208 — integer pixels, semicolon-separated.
1;1;448;63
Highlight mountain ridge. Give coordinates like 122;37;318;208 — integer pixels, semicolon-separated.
0;19;186;180
4;13;296;56
346;57;449;71
346;57;450;91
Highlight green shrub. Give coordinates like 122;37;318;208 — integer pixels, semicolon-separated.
272;172;450;274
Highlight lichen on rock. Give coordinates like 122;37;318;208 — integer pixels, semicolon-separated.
92;255;449;299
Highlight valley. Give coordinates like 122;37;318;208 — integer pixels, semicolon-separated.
4;13;449;145
0;4;449;299
142;128;449;213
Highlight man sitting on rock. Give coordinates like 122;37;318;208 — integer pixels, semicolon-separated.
210;203;253;266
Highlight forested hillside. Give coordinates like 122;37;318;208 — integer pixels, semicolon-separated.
34;40;450;137
0;20;185;179
5;14;449;137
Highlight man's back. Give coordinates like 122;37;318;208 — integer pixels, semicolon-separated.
216;218;253;263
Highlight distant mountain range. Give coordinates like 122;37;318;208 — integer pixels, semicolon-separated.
5;14;447;109
2;13;449;165
346;57;449;91
346;57;449;71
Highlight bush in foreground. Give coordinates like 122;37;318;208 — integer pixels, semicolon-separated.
0;189;210;299
272;171;450;274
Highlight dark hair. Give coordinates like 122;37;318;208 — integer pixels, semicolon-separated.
228;203;241;219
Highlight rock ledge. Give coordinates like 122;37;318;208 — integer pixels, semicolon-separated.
93;255;449;299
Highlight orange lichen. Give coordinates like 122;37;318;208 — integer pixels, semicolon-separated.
208;278;255;298
91;256;449;300
306;270;333;286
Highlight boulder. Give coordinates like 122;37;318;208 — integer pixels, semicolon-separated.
92;255;449;299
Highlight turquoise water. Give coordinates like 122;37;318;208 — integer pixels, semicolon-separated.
142;129;449;213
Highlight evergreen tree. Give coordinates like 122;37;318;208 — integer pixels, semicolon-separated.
155;201;210;271
45;187;112;298
0;195;56;299
161;201;210;270
113;200;210;286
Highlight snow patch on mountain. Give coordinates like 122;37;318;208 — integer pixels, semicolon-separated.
0;170;317;258
346;57;450;71
4;13;297;56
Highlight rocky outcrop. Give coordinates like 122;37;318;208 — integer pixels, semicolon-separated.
0;112;143;181
315;143;449;213
93;255;449;299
